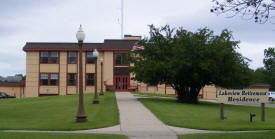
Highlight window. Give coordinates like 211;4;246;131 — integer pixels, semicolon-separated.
40;52;48;63
40;74;48;85
68;52;77;64
86;73;94;86
50;74;58;85
40;73;58;86
114;67;129;75
86;52;96;64
68;73;76;86
115;53;128;65
40;51;59;64
115;54;121;65
50;52;58;63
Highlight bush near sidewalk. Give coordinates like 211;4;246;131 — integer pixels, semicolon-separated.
139;97;275;131
0;93;119;130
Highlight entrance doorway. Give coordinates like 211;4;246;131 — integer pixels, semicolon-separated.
114;76;129;91
113;67;130;91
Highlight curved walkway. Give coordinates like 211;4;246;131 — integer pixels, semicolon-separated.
1;92;269;139
116;92;177;139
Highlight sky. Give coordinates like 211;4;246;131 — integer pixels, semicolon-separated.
0;0;274;77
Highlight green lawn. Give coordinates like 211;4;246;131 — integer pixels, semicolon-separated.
0;132;127;139
179;131;275;139
139;97;275;130
269;101;275;104
0;93;119;130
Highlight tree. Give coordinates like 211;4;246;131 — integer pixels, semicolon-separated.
14;74;26;80
252;67;268;84
129;25;252;104
211;0;275;24
264;47;275;90
264;48;275;71
249;48;275;90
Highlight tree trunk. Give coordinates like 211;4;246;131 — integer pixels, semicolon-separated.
176;86;201;104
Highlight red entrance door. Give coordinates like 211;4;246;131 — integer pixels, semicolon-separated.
114;76;129;91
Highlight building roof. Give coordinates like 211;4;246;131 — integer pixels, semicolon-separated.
0;76;22;82
248;83;271;89
0;80;25;87
23;39;138;51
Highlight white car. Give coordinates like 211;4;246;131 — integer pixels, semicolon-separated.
269;91;275;101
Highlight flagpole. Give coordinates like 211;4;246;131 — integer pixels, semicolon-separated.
121;0;124;39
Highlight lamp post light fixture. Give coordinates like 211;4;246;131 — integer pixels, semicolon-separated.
93;49;100;104
76;25;87;122
99;58;104;96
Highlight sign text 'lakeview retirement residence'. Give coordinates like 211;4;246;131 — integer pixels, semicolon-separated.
217;89;269;103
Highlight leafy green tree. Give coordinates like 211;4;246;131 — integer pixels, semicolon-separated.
249;48;275;90
129;25;252;103
252;67;268;84
264;48;275;90
14;74;26;80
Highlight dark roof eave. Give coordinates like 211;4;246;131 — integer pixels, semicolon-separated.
0;83;25;87
23;40;137;51
23;48;131;51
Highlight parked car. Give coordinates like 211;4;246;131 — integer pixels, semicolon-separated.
269;91;275;101
0;92;15;99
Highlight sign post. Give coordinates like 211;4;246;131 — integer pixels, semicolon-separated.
220;103;224;120
217;89;269;121
261;103;265;122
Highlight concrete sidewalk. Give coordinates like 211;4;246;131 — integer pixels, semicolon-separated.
116;92;177;139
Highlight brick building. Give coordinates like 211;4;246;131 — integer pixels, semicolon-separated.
0;35;217;99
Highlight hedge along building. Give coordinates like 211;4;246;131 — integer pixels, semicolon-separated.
20;35;216;98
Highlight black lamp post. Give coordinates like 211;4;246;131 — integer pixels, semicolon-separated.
99;58;104;96
76;25;87;122
93;49;100;104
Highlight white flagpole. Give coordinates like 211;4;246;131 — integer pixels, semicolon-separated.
121;0;124;39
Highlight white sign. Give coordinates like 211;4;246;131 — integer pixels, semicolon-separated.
217;89;269;103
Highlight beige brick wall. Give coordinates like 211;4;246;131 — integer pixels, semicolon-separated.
137;83;176;95
59;52;67;95
0;86;25;98
67;86;77;94
200;85;217;100
26;52;39;97
137;83;217;99
40;86;58;94
40;64;59;73
103;51;113;85
68;64;77;73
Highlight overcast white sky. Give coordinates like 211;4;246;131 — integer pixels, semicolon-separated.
0;0;274;76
